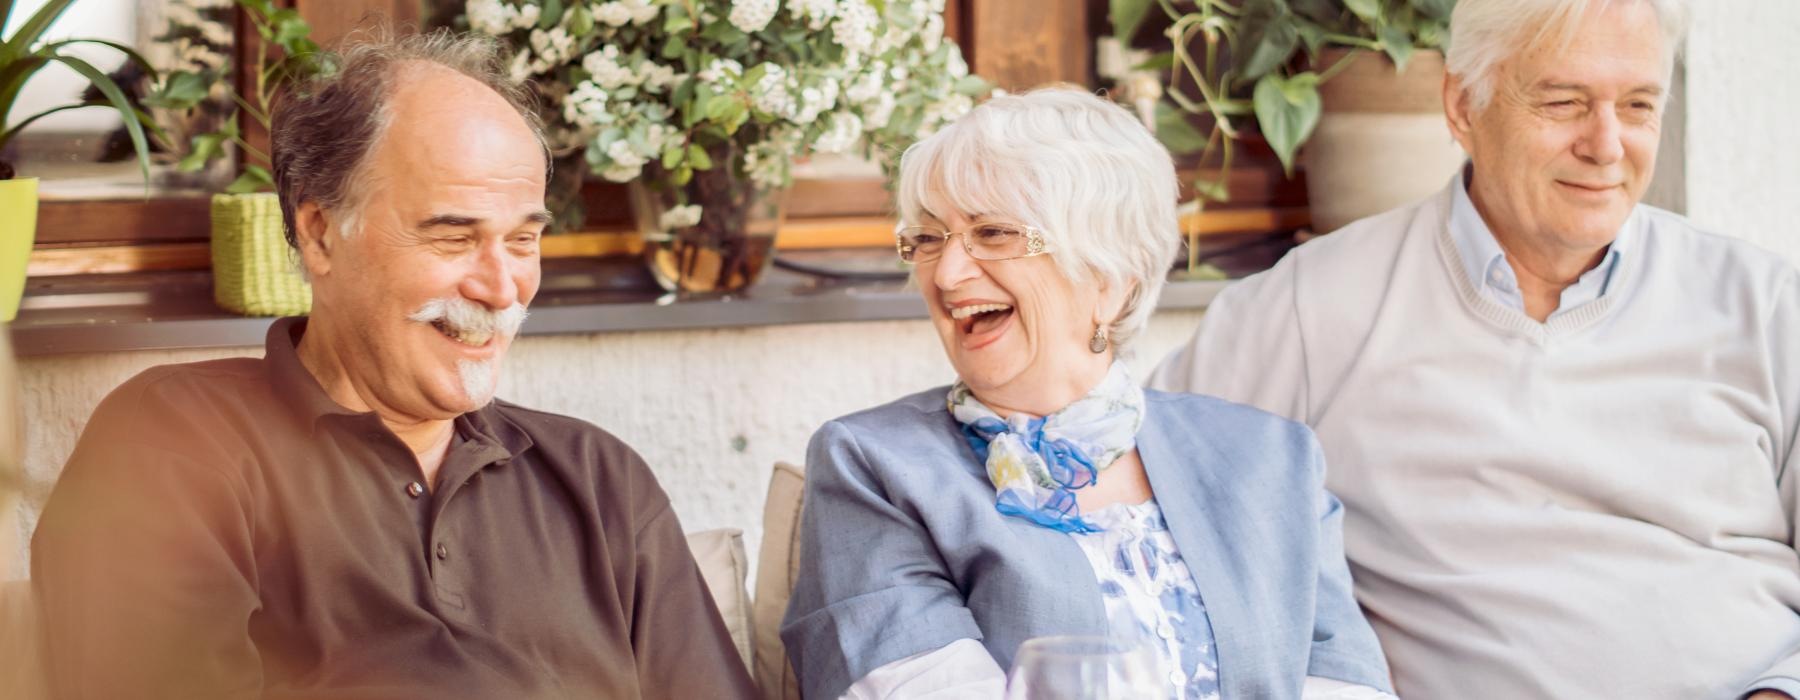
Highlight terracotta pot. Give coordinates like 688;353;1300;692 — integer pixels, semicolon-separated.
1302;49;1468;233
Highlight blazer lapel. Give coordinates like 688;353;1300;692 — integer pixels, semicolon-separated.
1136;401;1257;691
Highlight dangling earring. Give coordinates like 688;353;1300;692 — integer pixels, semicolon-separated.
1089;325;1109;354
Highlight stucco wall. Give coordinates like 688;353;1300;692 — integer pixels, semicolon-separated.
9;310;1205;580
1682;1;1800;261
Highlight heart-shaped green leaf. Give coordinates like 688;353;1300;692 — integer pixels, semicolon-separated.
1110;0;1156;41
1236;10;1300;83
1379;25;1415;69
1344;0;1381;24
1253;72;1322;177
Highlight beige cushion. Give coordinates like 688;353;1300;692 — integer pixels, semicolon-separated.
1;579;47;700
685;527;754;671
753;462;806;700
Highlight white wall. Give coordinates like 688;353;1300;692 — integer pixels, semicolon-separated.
6;0;138;134
9;311;1205;580
1682;1;1800;260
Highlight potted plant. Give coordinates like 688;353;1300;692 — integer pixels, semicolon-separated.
158;0;323;316
0;0;160;321
1112;0;1463;233
463;0;987;294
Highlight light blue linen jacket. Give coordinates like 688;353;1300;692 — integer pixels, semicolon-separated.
781;386;1391;699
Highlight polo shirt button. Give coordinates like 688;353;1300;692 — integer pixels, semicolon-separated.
406;482;425;498
1167;670;1185;686
1157;622;1175;639
436;543;449;560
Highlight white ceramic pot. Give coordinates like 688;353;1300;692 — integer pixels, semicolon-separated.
1302;49;1468;234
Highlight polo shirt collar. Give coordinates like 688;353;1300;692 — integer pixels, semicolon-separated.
266;317;362;430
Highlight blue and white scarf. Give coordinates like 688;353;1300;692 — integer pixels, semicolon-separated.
948;362;1146;533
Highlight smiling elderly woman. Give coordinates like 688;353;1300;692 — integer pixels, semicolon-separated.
780;87;1394;699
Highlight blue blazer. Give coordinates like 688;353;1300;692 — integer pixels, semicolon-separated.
781;387;1390;699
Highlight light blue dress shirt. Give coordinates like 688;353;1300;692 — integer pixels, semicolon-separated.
1450;171;1630;319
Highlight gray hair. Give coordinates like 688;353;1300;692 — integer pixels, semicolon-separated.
1447;0;1690;111
272;28;550;249
896;86;1180;357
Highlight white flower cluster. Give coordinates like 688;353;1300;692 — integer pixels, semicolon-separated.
921;13;945;52
163;2;235;47
812;112;863;154
751;64;794;118
698;58;744;89
466;0;540;35
792;79;839;125
466;0;986;196
580;45;677;91
728;0;779;33
600;122;678;182
786;0;837;30
563;82;611;128
832;0;880;56
922;94;975;130
526;26;576;73
594;0;659;27
658;204;703;230
744;127;802;188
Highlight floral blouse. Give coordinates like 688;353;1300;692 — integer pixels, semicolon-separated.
1070;500;1223;700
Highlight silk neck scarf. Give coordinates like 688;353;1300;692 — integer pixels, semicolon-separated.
948;362;1145;533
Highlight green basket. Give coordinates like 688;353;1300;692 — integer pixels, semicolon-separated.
210;192;311;316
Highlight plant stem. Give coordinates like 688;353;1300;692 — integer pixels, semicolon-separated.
1320;32;1382;51
231;135;271;169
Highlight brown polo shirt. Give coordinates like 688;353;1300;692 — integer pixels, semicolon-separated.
31;318;755;699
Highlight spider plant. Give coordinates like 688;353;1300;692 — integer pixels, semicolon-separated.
0;0;159;181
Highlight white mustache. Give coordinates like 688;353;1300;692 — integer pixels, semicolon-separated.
407;297;529;343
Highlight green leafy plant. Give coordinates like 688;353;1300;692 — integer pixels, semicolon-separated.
1112;0;1454;201
152;0;322;193
0;0;160;181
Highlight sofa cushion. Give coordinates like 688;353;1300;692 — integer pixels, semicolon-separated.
752;462;806;700
685;527;754;671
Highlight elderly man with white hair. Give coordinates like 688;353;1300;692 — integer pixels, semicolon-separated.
1153;0;1800;698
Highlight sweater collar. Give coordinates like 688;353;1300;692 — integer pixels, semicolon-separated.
1448;167;1634;320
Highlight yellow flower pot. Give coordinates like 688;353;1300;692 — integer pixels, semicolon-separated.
0;178;37;322
210;192;311;316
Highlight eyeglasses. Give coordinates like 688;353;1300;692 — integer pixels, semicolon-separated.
895;223;1051;264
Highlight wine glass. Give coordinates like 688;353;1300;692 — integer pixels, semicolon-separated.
1004;634;1169;700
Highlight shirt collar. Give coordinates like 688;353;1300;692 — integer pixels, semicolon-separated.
266;317;362;430
264;317;532;461
1447;168;1635;310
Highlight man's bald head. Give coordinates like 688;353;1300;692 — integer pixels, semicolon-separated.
271;30;549;249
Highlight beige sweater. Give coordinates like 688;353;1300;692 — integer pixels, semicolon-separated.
1152;181;1800;699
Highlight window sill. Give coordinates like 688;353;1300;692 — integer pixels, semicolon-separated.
10;249;1232;356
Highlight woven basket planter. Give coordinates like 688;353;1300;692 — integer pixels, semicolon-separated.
210;192;310;316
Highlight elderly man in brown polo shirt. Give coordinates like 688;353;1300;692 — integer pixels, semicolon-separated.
30;32;755;699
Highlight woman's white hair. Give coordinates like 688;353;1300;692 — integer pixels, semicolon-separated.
895;86;1180;357
1447;0;1689;110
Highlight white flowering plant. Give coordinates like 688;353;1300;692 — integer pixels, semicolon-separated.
462;0;986;229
